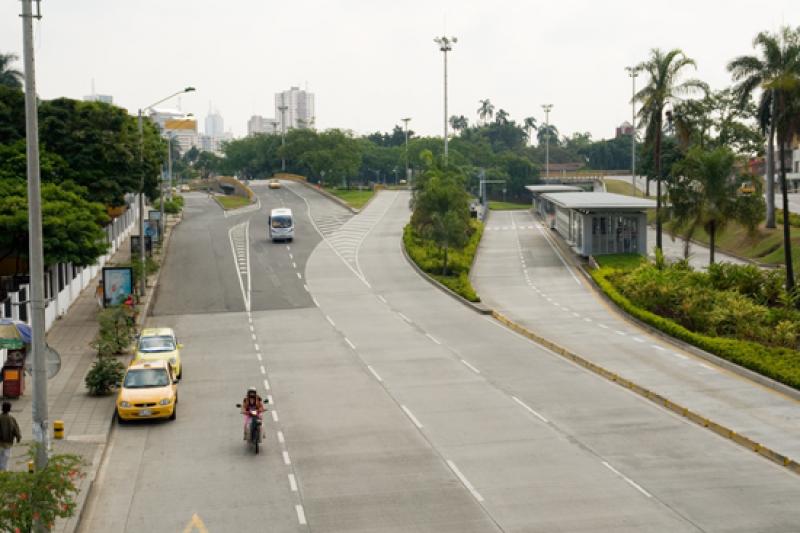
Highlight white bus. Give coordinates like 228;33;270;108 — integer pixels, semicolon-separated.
268;208;294;242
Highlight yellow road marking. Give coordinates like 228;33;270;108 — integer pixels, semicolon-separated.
182;514;209;533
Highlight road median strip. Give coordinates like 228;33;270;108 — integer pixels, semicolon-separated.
490;310;800;476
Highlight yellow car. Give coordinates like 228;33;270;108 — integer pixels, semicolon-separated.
116;361;178;422
134;327;183;379
269;179;281;189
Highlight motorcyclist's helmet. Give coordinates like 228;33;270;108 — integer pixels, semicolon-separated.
247;386;257;396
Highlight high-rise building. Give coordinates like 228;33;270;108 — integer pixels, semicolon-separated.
248;115;279;136
275;86;315;131
83;93;113;104
205;106;224;137
150;108;198;154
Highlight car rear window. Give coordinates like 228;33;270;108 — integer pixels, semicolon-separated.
138;335;176;352
124;368;170;388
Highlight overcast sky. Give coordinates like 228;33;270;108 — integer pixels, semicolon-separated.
1;1;798;141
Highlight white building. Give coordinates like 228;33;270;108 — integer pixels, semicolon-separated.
83;93;113;104
150;108;198;154
205;108;224;137
275;86;315;131
198;132;233;155
247;115;279;136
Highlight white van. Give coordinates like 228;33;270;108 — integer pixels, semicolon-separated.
269;208;294;242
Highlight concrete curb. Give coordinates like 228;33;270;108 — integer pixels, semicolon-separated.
400;237;492;315
138;213;180;330
491;309;800;476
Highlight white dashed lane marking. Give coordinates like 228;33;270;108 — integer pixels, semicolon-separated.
367;365;383;382
401;405;424;428
461;359;481;374
512;396;549;423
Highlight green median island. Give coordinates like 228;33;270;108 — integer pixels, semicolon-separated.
215;195;252;210
404;219;484;302
324;187;375;209
488;200;530;211
591;253;800;391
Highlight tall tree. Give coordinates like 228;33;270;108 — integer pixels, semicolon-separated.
0;53;23;90
635;48;708;252
477;99;495;124
730;26;800;292
536;124;559;145
495;109;510;125
670;146;764;264
523;117;538;145
449;115;468;135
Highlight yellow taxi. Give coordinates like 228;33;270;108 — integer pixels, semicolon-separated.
134;327;183;379
116;360;178;422
269;179;281;189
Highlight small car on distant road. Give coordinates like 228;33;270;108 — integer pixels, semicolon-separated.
133;327;183;379
116;360;178;422
269;179;281;189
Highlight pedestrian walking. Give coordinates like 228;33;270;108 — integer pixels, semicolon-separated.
0;401;22;471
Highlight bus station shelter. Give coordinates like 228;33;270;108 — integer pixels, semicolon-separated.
537;192;657;256
525;185;583;228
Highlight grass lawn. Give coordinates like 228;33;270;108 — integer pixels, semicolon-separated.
325;188;374;209
594;253;646;271
605;179;653;198
215;195;252;210
488;201;531;210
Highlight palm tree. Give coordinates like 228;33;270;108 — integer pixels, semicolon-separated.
536;124;558;145
495;109;510;125
449;115;468;135
635;48;708;253
670;146;761;265
0;52;23;89
477;99;494;125
523;117;538;145
729;26;800;293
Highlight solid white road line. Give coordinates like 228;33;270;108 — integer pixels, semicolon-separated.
326;315;336;327
602;461;652;498
425;333;441;345
260;365;266;375
277;430;285;444
446;460;485;503
512;396;549;423
263;378;270;391
461;359;481;374
283;451;291;465
272;410;279;422
367;365;383;382
295;504;307;526
345;337;356;350
377;295;387;304
288;473;298;492
398;312;412;324
401;405;424;428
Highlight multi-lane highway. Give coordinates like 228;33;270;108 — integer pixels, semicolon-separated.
81;184;800;532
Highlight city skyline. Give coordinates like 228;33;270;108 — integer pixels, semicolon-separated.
1;1;798;141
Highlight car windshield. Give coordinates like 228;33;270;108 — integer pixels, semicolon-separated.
123;369;170;388
272;216;292;229
138;335;176;352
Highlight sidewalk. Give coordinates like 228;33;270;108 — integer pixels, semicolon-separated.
3;212;181;533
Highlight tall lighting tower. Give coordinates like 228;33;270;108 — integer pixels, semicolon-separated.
625;66;639;196
434;35;457;166
541;104;553;179
402;117;412;184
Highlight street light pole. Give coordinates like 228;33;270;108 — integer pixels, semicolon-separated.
625;66;639;196
542;104;553;179
402;117;411;185
434;36;457;166
20;2;49;512
137;87;195;298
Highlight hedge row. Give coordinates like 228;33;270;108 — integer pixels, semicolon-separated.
591;266;800;391
403;221;483;302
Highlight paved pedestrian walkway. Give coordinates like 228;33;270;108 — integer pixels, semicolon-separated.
2;211;180;533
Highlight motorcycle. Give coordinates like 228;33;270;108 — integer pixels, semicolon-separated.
236;404;264;454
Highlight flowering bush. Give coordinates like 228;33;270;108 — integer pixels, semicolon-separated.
0;445;85;532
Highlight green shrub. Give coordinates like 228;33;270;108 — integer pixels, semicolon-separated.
592;266;800;390
84;355;125;395
404;220;483;302
92;306;136;357
153;195;184;214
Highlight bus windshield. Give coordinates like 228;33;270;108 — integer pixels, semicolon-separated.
271;216;292;229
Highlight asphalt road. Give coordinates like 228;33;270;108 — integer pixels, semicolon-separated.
82;186;800;532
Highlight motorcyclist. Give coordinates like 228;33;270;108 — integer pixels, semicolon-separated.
241;386;265;441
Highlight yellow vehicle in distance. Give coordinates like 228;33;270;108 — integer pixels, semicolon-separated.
134;327;183;379
116;360;178;422
269;179;281;189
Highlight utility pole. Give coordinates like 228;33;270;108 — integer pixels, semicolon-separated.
625;66;639;196
542;104;553;179
402;117;411;185
434;35;456;166
21;1;49;530
279;96;288;172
